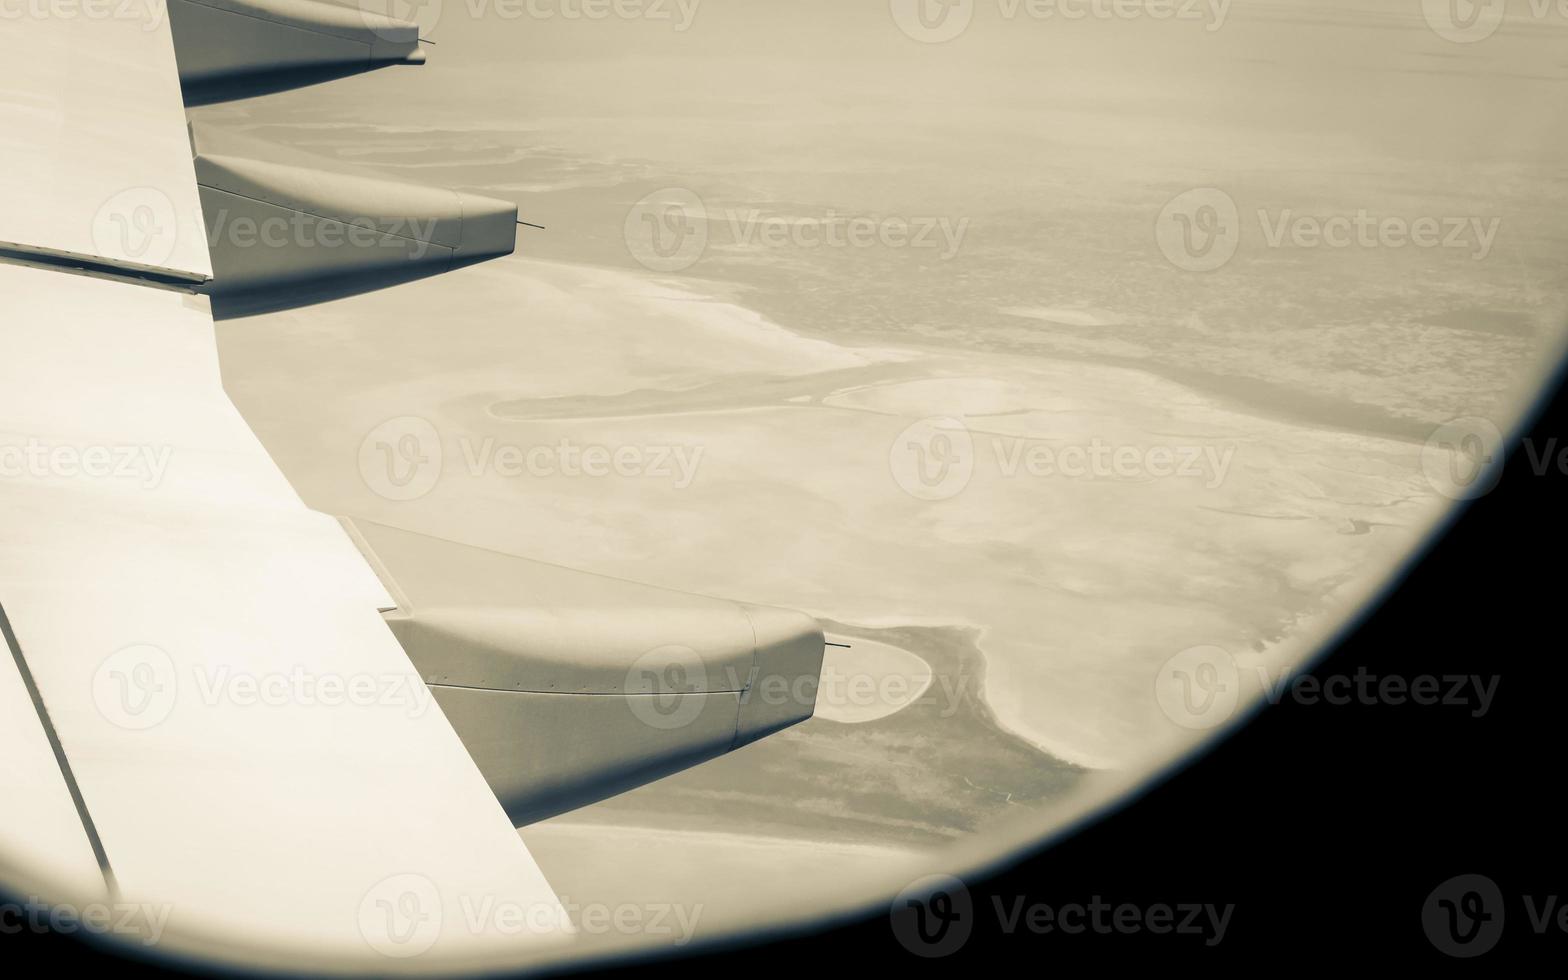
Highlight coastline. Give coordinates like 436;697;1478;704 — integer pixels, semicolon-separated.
485;259;1449;769
226;252;1448;781
549;617;1087;850
713;269;1475;450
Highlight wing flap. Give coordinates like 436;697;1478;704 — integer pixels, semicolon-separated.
0;4;211;281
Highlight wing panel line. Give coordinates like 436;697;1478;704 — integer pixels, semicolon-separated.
0;597;117;896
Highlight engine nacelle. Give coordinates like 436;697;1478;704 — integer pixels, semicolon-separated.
168;0;426;104
190;125;520;314
342;519;825;826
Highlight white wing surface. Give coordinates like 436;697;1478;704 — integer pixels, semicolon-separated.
0;7;571;971
0;9;211;280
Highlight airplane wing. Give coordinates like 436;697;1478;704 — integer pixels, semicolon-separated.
0;7;572;969
3;1;826;970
